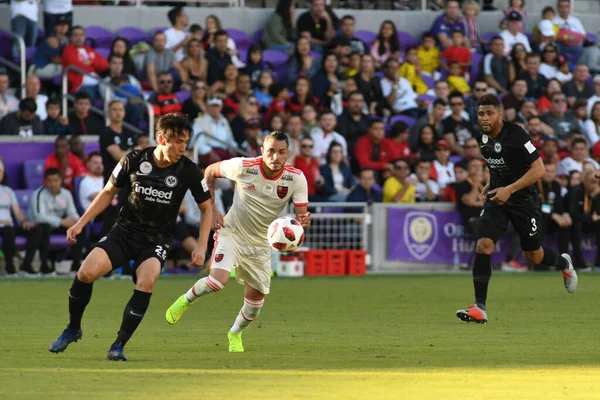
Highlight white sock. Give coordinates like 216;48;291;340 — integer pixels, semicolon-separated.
230;297;264;334
184;276;223;303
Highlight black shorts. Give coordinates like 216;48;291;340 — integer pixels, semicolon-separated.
477;195;542;252
95;228;170;271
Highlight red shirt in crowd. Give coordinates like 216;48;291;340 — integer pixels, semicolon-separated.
440;45;472;75
150;93;182;116
285;95;321;114
353;134;399;171
390;141;413;164
223;92;242;120
61;43;108;93
293;156;320;195
44;152;88;191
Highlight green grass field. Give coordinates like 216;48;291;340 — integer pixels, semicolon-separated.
1;273;600;400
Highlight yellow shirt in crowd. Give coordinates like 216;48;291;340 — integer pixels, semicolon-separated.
417;45;440;75
383;177;416;203
399;63;429;95
448;75;471;95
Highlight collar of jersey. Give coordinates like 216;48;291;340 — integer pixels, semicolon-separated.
259;158;285;181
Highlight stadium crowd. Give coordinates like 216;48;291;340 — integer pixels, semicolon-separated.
2;0;600;275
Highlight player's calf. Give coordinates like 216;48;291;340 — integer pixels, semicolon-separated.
184;274;225;303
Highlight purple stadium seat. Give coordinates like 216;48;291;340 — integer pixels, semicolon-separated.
354;30;377;46
252;29;263;44
387;114;416;130
420;73;435;89
176;90;191;104
417;94;435;103
226;28;254;50
449;155;463;164
49;235;70;248
238;48;248;64
263;50;288;84
587;32;596;43
309;50;322;62
95;47;110;59
0;31;11;58
116;27;150;46
481;31;497;44
85;26;115;48
397;31;418;49
23;159;45;190
374;71;384;79
470;53;483;86
150;27;167;38
36;27;45;45
14;189;34;211
12;46;37;63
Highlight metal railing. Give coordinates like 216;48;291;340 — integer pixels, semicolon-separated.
0;29;26;99
61;65;155;144
190;129;252;164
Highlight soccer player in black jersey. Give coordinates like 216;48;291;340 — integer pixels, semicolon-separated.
456;94;578;324
48;114;213;360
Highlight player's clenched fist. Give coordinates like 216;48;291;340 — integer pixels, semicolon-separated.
297;212;311;228
66;223;83;243
190;247;206;268
212;207;225;230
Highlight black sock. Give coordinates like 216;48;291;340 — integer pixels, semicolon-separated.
541;246;568;270
114;290;152;347
473;253;492;310
68;276;93;330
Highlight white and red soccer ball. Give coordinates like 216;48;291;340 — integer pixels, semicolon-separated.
268;216;305;252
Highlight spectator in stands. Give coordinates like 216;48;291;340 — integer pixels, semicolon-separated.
10;0;38;57
461;0;482;52
537;78;562;115
389;121;413;163
209;63;238;100
442;91;474;155
43;0;72;37
294;135;323;201
100;100;135;185
414;124;438;163
337;91;369;156
0;98;42;137
584;102;600;146
354;54;383;112
441;29;472;76
61;26;109;101
508;43;528;84
285;114;304;162
149;71;182;117
501;79;527;122
108;37;137;78
330;15;366;56
296;0;335;53
464;81;487;124
69;136;85;165
499;0;528;31
499;11;532;56
23;75;48;122
580;31;600;76
382;158;415;203
482;36;509;95
319;141;353;202
0;157;44;277
192;96;236;166
265;83;289;124
539;44;559;80
540;136;560;164
206;30;233;86
29;16;69;80
254;71;275;109
181;38;207;88
164;6;190;62
202;15;245;69
417;32;441;76
539;160;571;258
447;62;471;95
369;20;401;69
410;160;440;202
286;77;320;114
542;92;582;142
0;70;19;120
412;98;447;148
67;92;104;136
380;59;419;118
430;0;465;50
312;53;342;107
586;77;600;117
239;119;263;158
230;95;262;146
561;137;600;173
455;158;484;233
223;73;253;121
311;110;348;165
262;0;297;54
77;151;104;212
565;64;594;108
44;135;87;191
243;45;265;84
536;20;559;52
463;137;482;161
430;139;455;189
43;98;72;136
353;118;396;177
569;170;600;270
554;0;586;61
519;53;548;100
399;47;428;95
144;31;182;93
101;54;145;127
29;167;82;274
287;37;319;85
347;168;382;203
526;115;548;150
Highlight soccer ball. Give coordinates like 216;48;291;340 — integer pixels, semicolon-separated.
267;216;305;252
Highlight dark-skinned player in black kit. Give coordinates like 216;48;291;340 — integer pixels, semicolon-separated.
48;113;213;360
456;94;578;324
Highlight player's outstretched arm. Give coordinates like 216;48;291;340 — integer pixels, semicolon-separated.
66;182;120;243
190;200;213;267
203;162;226;230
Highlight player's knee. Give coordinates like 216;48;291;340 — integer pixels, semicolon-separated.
524;250;542;264
135;270;160;292
209;269;230;288
475;238;494;254
77;266;98;283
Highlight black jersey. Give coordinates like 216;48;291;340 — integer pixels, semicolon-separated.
100;127;136;184
109;148;211;244
478;120;540;200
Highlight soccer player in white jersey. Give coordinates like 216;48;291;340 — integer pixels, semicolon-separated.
165;131;311;352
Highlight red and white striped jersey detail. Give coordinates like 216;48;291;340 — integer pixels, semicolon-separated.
242;157;262;167
293;202;309;207
283;165;302;175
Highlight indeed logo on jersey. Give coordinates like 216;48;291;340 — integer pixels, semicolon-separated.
483;156;506;168
132;181;172;204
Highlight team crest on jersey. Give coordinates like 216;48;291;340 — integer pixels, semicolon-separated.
482;134;488;144
277;185;289;199
494;142;502;153
114;136;121;145
139;161;152;174
262;184;274;195
164;175;178;188
214;254;224;262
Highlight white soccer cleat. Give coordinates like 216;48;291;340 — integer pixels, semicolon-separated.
561;253;578;294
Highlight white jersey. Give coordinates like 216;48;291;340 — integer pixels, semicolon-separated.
218;157;309;246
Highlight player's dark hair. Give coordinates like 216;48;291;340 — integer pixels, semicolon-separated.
477;93;502;109
265;130;290;148
167;6;184;26
156;113;191;141
44;167;61;178
19;98;37;113
571;137;587;148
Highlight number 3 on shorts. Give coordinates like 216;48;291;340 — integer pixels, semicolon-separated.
531;218;538;234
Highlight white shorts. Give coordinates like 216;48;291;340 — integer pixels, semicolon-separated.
209;231;271;295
